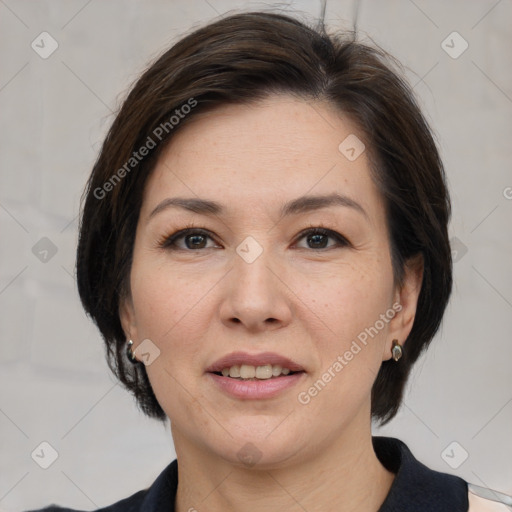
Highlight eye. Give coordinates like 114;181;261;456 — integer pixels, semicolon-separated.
294;227;349;250
157;228;219;250
158;225;350;251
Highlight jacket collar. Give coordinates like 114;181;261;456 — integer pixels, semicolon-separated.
374;436;468;511
136;436;469;511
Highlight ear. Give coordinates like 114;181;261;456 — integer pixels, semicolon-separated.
383;253;424;361
119;293;138;343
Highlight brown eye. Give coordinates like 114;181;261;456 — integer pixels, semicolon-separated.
159;228;218;250
295;228;349;250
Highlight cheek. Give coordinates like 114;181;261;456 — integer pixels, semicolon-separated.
129;254;221;397
302;258;394;345
309;261;394;401
296;258;394;411
129;260;213;420
130;257;209;340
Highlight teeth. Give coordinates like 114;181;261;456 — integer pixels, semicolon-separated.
255;365;272;379
219;364;296;379
222;365;240;377
240;364;256;379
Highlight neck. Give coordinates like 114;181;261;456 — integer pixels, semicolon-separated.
173;416;395;512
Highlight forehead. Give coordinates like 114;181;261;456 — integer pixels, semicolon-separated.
141;95;382;221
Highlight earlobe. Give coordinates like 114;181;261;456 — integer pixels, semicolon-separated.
119;294;137;342
385;253;424;359
398;253;424;331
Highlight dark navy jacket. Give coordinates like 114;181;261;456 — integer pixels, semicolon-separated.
28;436;506;511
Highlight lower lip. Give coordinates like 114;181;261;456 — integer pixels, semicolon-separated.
206;372;306;400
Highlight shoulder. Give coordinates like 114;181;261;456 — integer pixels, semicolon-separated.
373;436;512;512
25;459;178;512
24;489;146;512
374;436;468;510
468;484;512;512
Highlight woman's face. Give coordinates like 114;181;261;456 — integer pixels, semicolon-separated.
120;95;421;468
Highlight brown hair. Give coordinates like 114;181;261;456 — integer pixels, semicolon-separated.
76;11;452;425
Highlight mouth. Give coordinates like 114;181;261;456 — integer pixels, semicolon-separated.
205;352;306;400
210;364;304;380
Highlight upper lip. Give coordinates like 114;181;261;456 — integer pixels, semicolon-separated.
205;351;305;373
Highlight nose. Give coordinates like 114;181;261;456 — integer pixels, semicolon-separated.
219;245;293;333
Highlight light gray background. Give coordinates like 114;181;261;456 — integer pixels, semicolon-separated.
1;0;511;510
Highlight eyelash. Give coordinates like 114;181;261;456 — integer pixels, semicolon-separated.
156;223;350;251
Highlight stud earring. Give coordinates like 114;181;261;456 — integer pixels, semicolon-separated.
391;339;403;362
126;340;139;364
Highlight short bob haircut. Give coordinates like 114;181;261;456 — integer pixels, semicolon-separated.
76;11;452;425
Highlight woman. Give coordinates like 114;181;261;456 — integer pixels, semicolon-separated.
30;11;510;512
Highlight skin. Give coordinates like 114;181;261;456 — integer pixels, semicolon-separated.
120;94;423;512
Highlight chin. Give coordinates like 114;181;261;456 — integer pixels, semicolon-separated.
220;444;304;471
209;421;307;469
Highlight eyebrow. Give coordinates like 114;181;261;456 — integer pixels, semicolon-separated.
148;193;368;222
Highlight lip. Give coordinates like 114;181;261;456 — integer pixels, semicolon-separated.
206;371;306;400
205;351;305;373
